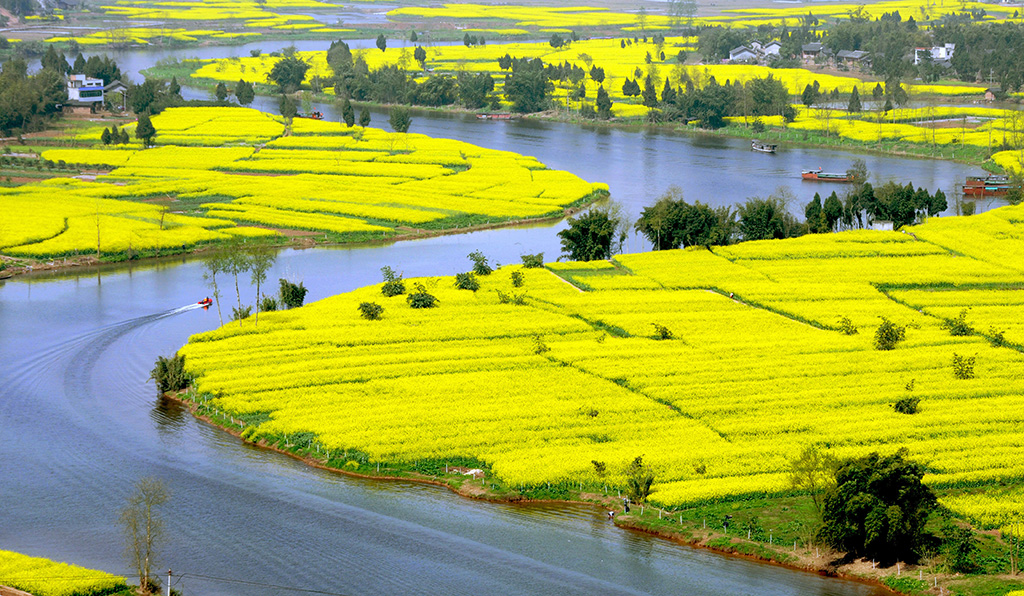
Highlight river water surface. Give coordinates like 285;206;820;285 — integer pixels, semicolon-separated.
0;39;986;596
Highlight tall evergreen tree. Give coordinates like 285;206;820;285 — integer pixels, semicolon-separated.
135;113;156;146
848;86;862;112
341;97;355;127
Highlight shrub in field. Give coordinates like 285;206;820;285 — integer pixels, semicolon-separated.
231;305;252;321
510;270;525;287
838;316;858;335
941;308;974;336
496;290;527;305
358;302;384;320
150;354;189;393
652;323;673;340
874;317;906;350
468;250;493;275
988;326;1007;347
279;279;308;308
626;456;655;503
893;396;920;414
381;266;406;297
532;334;549;354
454;272;480;291
952;353;975;379
260;294;279;312
521;253;544;268
407;284;438;308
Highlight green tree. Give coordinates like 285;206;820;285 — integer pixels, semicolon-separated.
135;113;156;147
149;354;188;394
389;106;412;133
549;33;565;48
737;194;799;240
202;253;226;326
248;249;275;327
359;108;371;127
557;203;627;261
504;58;551;113
414;45;427;66
101;127;112;145
120;477;170;595
235;79;254;106
279;94;298;119
805;193;823;233
819;450;936;562
279;278;308;308
376;33;387;52
268;55;310;93
823;191;843;231
848;86;862;112
789;445;837;515
635;186;733;249
214;81;228;101
641;74;659;108
626;456;655;503
341;97;355;127
168;76;181;97
409;29;418;42
595;85;612;119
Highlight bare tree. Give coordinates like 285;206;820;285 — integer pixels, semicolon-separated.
120;477;170;595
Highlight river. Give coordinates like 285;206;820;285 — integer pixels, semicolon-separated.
0;40;985;596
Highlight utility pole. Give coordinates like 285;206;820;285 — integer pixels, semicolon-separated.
167;569;172;596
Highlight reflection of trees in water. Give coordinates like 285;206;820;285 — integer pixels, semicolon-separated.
152;394;187;430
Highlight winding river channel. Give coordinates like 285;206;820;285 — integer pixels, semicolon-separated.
0;40;994;596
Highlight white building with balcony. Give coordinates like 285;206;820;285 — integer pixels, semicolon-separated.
66;74;105;103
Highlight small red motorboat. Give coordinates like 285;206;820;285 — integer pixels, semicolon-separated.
198;298;213;308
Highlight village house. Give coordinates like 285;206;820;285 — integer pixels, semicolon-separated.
913;43;955;65
727;40;783;64
836;50;870;67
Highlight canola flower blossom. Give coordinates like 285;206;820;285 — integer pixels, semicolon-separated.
0;550;127;596
180;203;1024;522
0;107;604;258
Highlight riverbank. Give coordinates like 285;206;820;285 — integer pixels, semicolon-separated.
0;200;594;281
150;58;1010;176
165;386;1016;596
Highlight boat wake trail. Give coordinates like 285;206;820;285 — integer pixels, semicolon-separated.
2;304;202;407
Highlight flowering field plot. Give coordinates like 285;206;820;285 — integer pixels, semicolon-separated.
0;550;127;596
9;107;603;258
95;0;335;28
181;204;1024;523
712;0;1023;28
385;0;1021;32
188;37;984;123
788;105;1024;150
0;178;269;258
46;27;261;45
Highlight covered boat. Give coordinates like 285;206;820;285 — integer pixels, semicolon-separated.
751;140;778;153
801;168;850;182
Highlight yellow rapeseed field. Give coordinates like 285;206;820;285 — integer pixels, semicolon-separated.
0;550;127;596
188;36;987;125
1;107;603;258
180;203;1024;526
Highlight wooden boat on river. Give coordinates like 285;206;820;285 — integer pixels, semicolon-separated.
801;168;850;182
751;140;778;153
